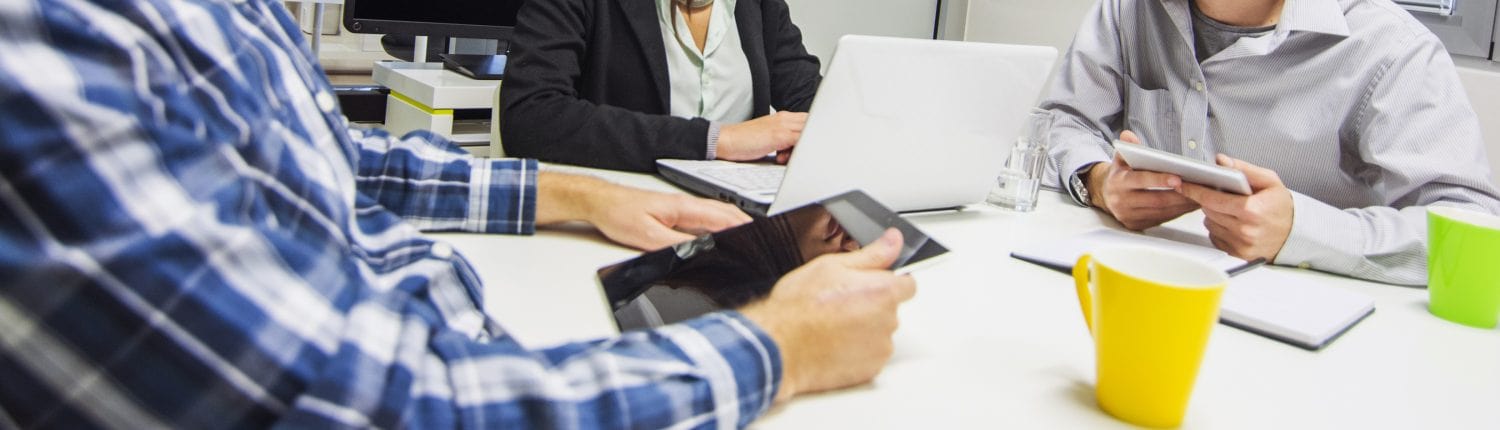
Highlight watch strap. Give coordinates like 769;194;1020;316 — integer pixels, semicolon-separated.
1067;163;1097;207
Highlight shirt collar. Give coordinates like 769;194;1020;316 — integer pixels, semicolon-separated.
1168;0;1351;62
1275;0;1351;37
1169;0;1351;38
656;0;675;23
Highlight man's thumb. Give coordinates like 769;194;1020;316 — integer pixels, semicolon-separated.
832;228;903;270
1217;154;1281;190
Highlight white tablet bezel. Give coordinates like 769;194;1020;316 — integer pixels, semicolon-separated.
1112;141;1252;195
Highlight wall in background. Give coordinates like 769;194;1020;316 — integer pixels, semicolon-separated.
963;0;1093;51
1455;58;1500;187
938;0;971;40
782;0;941;72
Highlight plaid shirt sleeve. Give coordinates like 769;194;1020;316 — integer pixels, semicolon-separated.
346;126;539;235
0;0;783;428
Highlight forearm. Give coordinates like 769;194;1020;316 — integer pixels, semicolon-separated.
1086;160;1110;208
535;170;611;225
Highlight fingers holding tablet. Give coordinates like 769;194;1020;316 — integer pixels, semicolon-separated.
1111;140;1252;195
1086;137;1201;231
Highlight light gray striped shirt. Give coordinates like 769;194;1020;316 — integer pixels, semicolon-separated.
1042;0;1500;285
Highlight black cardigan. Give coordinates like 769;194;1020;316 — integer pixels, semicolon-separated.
499;0;822;172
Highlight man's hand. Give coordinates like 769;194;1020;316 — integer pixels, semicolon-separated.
739;228;917;403
717;111;808;161
536;172;751;251
1178;154;1294;262
1087;130;1201;230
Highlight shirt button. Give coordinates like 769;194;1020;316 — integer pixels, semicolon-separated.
431;242;454;259
315;91;336;113
1297;262;1312;270
1194;81;1205;92
1187;140;1198;150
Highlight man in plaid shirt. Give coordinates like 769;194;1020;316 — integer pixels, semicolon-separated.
0;0;916;427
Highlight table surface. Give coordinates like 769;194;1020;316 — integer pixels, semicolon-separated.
432;165;1500;429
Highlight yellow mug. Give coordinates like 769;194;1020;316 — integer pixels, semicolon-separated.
1073;246;1228;428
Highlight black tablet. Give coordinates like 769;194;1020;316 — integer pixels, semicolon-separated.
597;190;948;331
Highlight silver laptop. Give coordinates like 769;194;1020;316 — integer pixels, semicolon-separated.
657;35;1057;216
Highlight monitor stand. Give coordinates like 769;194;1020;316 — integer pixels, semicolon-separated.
439;53;507;80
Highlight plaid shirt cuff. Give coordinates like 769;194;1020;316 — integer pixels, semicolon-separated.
467;158;538;235
675;311;783;427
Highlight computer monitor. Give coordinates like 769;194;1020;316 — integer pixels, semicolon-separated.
343;0;522;78
343;0;521;41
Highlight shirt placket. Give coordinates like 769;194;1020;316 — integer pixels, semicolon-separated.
1163;0;1211;161
1181;66;1213;162
1189;30;1282;162
667;11;708;117
698;3;729;117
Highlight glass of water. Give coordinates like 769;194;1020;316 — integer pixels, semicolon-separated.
987;109;1054;212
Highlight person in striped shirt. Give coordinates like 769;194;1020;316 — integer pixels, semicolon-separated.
0;0;916;427
1046;0;1500;285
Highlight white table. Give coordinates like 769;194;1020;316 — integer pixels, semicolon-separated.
432;166;1500;428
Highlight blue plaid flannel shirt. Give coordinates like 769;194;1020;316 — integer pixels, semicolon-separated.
0;0;781;427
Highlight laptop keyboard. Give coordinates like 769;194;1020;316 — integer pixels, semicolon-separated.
700;165;786;192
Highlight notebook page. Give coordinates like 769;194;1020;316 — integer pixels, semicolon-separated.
1221;269;1376;349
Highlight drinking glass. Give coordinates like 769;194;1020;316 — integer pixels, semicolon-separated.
987;109;1054;211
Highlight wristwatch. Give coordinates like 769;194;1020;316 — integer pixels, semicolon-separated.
1067;163;1097;207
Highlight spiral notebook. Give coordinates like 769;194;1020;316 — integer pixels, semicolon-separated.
1012;229;1376;350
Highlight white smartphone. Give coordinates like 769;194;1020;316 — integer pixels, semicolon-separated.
1112;141;1252;195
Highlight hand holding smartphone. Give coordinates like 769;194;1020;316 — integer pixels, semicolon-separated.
1111;140;1252;195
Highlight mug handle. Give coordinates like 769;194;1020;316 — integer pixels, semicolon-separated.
1073;254;1095;337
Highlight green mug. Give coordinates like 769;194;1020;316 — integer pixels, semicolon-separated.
1427;206;1500;329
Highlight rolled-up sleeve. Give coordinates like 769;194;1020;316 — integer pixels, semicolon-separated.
430;311;782;429
348;126;538;235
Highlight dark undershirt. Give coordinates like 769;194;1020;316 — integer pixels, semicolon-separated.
1191;0;1277;62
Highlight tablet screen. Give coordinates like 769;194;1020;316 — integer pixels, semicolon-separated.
597;190;947;331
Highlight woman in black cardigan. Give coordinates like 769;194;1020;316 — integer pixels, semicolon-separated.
500;0;822;172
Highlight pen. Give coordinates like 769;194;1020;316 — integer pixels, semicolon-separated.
1226;257;1267;277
